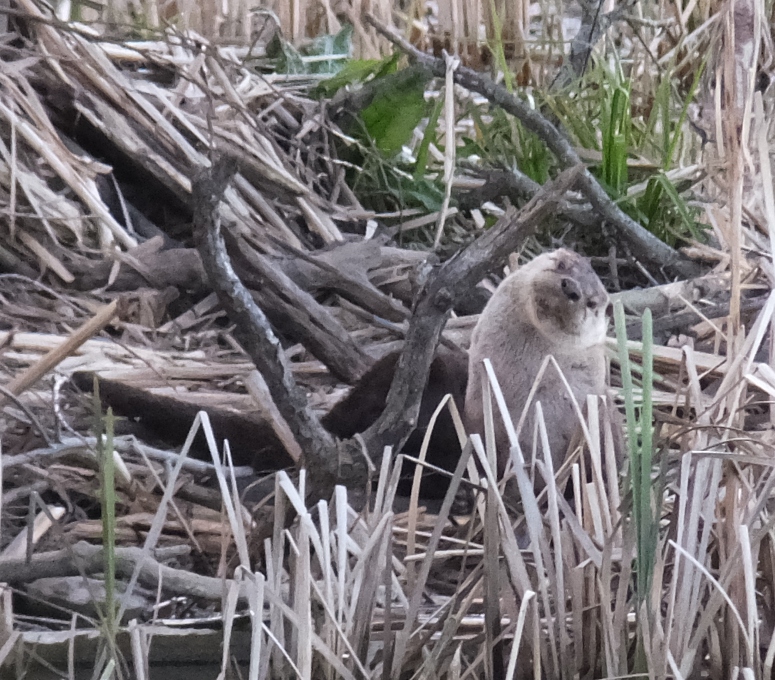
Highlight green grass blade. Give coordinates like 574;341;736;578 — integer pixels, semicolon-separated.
485;0;513;92
614;301;658;605
613;301;638;460
414;95;443;181
638;308;655;601
637;175;664;227
100;408;117;641
601;85;631;195
665;59;706;168
94;376;119;668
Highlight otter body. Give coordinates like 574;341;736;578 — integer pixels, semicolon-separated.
78;349;469;499
464;248;610;475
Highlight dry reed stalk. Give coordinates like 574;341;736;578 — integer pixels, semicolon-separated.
220;577;241;677
245;370;303;463
112;411;200;623
0;504;65;560
433;53;460;248
3;0;359;286
0;299;119;405
469;344;660;678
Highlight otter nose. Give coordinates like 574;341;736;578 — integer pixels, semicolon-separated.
561;277;581;302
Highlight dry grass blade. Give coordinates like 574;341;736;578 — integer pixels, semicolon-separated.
391;443;473;677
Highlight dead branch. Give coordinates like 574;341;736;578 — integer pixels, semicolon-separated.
364;13;701;279
71;238;209;294
191;158;356;496
275;239;434;308
2;436;256;477
456;165;600;230
626;294;768;341
266;236;410;323
228;234;373;384
71;232;373;383
0;541;256;604
550;0;631;90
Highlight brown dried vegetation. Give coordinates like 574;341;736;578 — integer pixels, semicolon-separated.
0;0;773;678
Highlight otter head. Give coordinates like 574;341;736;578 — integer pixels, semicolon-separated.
528;248;610;350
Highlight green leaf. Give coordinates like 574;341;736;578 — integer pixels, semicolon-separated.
314;58;384;97
654;173;706;241
414;95;444;180
402;181;445;212
313;51;400;99
302;24;353;75
302;24;353;57
360;72;429;155
331;23;354;55
265;33;304;74
601;84;631;196
518;127;552;184
458;136;485;158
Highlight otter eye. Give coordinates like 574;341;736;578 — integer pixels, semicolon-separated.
587;300;597;309
557;261;566;271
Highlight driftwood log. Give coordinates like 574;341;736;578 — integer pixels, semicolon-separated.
0;541;255;605
70;235;430;318
68;236;444;385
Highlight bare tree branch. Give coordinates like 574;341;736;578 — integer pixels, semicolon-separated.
191;158;346;494
227;233;374;383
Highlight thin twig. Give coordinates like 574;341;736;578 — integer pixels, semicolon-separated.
0;385;53;446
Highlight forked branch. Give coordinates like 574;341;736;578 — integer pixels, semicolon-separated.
193;159;586;501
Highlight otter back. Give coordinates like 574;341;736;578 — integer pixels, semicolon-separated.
323;349;468;497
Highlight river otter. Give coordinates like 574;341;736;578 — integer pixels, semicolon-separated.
74;248;612;501
74;348;469;499
464;248;611;479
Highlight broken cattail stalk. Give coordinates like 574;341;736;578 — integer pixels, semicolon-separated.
0;299;120;405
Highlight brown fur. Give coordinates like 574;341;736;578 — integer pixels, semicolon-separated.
464;248;611;478
75;351;470;500
323;349;468;497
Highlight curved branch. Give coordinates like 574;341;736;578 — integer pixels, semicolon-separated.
364;13;701;279
191;159;343;493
